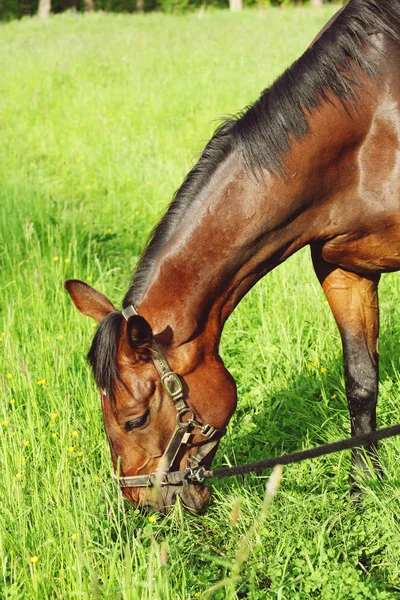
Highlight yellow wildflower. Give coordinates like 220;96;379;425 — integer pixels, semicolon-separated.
77;451;83;457
68;447;75;453
307;364;312;371
107;228;112;233
86;276;92;282
10;399;15;405
51;412;58;420
15;473;21;480
91;323;97;328
313;360;319;367
64;258;70;264
331;394;337;399
148;515;157;523
321;367;327;373
83;221;87;226
72;430;78;437
6;373;12;379
53;256;59;262
30;556;39;564
93;476;100;482
23;440;30;447
51;433;57;439
2;420;9;427
37;379;46;385
57;335;64;340
70;533;77;541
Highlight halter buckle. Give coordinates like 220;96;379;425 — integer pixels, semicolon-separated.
161;371;183;398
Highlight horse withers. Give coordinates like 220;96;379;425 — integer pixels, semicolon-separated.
65;0;400;513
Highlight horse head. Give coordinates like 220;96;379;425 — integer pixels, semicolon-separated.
64;279;237;514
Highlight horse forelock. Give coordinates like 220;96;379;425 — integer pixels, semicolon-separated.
87;311;125;401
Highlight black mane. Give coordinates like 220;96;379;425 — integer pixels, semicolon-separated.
123;0;400;308
234;0;400;175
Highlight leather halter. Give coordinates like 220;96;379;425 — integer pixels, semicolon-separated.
115;305;226;489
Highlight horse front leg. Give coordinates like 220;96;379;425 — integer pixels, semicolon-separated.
311;246;381;483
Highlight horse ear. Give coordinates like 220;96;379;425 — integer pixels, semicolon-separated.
64;279;116;323
126;315;153;361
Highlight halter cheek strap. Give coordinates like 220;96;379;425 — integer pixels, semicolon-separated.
115;305;225;488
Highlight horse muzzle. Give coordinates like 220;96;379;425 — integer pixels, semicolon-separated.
123;480;211;515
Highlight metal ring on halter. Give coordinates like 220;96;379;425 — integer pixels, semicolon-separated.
187;466;206;483
176;408;195;423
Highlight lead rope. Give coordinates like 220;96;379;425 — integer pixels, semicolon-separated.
196;423;400;482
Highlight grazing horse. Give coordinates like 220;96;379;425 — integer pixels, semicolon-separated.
65;0;400;514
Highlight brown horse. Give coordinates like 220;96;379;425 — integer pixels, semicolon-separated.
65;0;400;514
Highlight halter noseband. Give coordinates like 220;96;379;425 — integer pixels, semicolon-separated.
114;305;226;489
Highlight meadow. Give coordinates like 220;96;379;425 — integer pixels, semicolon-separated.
1;6;400;599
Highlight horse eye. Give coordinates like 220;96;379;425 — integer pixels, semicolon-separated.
125;411;149;431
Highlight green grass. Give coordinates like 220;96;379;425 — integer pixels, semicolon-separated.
1;6;400;599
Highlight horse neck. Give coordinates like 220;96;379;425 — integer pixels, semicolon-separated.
136;99;370;358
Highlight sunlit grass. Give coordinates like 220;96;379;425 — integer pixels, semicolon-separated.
1;6;400;599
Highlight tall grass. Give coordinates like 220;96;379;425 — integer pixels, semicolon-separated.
1;7;400;599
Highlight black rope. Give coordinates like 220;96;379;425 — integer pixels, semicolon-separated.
203;424;400;480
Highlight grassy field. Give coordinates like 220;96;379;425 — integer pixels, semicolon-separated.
1;6;400;599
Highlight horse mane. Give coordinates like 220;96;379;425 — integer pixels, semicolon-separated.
234;0;400;176
123;0;400;308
